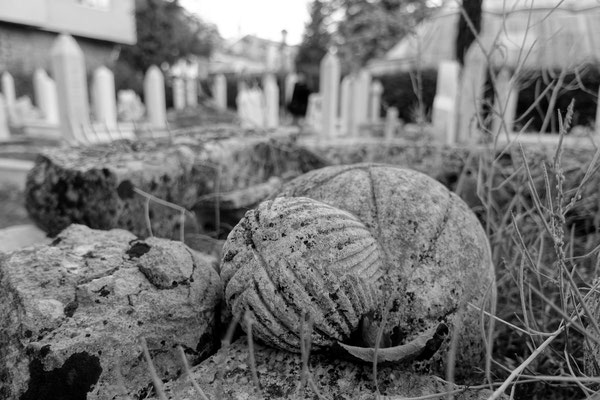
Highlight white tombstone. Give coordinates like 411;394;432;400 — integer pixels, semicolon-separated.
237;86;265;128
50;33;91;143
492;68;518;137
350;69;371;136
33;69;59;124
319;50;341;138
384;107;399;140
284;73;298;105
339;75;354;136
172;77;185;111
263;74;279;128
305;93;322;133
369;80;384;123
33;69;47;114
92;66;117;129
1;72;17;124
457;44;487;144
143;65;167;129
432;60;460;145
0;95;9;140
185;76;198;108
213;74;227;111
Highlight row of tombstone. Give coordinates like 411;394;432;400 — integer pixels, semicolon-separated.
0;33;229;144
306;51;397;140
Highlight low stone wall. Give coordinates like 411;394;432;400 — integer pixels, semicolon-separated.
25;128;328;238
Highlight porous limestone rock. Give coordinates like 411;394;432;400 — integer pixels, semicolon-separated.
0;224;222;400
25;128;327;238
221;197;385;352
274;163;496;381
153;337;501;400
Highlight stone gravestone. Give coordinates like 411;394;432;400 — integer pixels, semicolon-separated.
369;80;384;123
0;94;9;140
143;65;167;129
457;43;487;144
1;71;17;124
284;73;298;105
213;73;227;111
339;74;353;136
33;69;59;124
172;77;185;111
320;50;341;138
492;68;518;137
185;75;198;108
305;93;322;133
431;60;460;145
350;69;371;136
92;66;117;129
236;86;265;128
50;33;91;143
263;74;279;128
384;106;399;140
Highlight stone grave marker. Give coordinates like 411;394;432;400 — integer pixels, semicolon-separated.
185;75;198;108
351;69;371;136
0;94;9;140
50;33;91;143
143;65;167;129
305;93;322;133
492;68;518;137
339;75;353;136
172;77;185;110
370;80;384;123
92;66;117;129
263;73;279;128
384;106;399;140
1;71;17;124
457;43;487;144
320;50;341;138
213;73;227;110
32;69;59;124
284;73;298;105
431;60;460;145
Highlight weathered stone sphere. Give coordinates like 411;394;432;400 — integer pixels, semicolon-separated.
275;163;495;378
221;196;385;352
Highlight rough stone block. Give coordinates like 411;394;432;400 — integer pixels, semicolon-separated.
0;224;222;400
25;129;328;238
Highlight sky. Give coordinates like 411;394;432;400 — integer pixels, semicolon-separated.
179;0;312;45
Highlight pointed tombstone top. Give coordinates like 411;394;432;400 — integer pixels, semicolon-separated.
50;33;84;59
94;65;113;81
34;68;48;79
146;65;162;79
2;71;13;83
321;49;340;68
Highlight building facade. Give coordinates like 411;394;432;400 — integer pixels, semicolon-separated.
0;0;136;74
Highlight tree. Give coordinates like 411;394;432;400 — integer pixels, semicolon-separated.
119;0;221;73
295;0;332;91
333;0;432;71
455;0;483;65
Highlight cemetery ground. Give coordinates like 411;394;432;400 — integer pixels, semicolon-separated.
4;124;600;399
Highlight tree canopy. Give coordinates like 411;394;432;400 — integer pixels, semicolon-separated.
119;0;221;72
294;0;332;90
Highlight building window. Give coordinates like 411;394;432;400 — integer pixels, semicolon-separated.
78;0;110;10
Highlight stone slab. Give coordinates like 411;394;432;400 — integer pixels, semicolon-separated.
0;224;222;400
